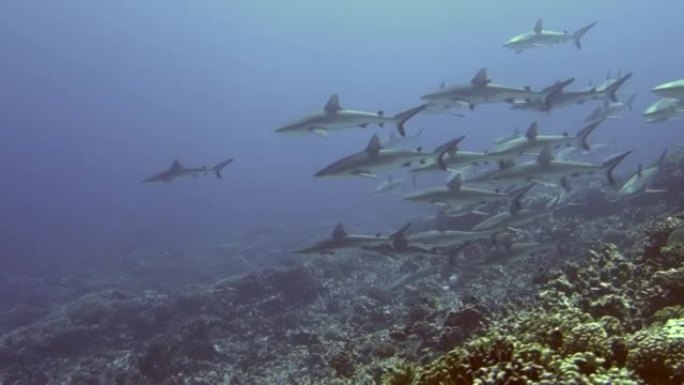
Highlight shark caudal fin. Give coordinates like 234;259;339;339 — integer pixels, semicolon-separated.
212;158;234;179
603;151;632;185
575;119;603;151
393;104;427;137
605;72;633;102
572;21;596;49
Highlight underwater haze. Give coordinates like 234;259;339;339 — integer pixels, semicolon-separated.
1;0;682;270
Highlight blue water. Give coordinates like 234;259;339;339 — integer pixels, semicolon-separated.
1;0;682;272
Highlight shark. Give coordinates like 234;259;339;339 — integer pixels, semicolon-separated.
471;184;551;232
503;19;597;53
143;158;234;183
469;146;632;188
420;68;562;111
293;223;410;255
510;73;632;111
275;94;426;137
314;134;458;178
403;172;509;215
617;148;668;199
410;136;509;174
643;98;684;123
585;94;637;122
651;79;684;99
475;239;561;268
485;120;603;159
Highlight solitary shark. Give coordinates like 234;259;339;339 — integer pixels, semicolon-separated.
643;98;684;123
617;148;668;199
143;158;234;183
314;134;456;178
470;146;631;188
485;120;602;159
651;79;684;99
503;19;597;53
403;173;509;215
293;223;409;255
420;68;560;110
275;94;426;137
511;73;632;112
585;94;636;122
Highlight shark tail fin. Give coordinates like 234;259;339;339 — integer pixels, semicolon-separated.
603;151;632;185
212;158;234;179
576;119;602;151
605;72;633;102
572;21;596;49
393;104;427;137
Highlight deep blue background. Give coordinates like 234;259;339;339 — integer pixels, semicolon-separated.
1;0;682;270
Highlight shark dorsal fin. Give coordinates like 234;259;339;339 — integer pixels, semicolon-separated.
332;223;347;240
324;94;342;115
471;68;490;88
389;223;411;250
377;111;384;117
446;172;462;192
440;81;446;90
366;134;383;157
170;159;182;171
510;184;534;214
525;122;538;141
560;177;571;192
657;148;668;167
534;18;543;34
637;163;643;177
498;158;515;170
537;146;553;166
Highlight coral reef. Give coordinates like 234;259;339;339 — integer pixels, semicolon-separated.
383;214;684;385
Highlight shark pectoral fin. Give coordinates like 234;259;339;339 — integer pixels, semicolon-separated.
645;188;668;194
354;171;381;179
310;127;328;137
470;210;490;216
530;179;558;188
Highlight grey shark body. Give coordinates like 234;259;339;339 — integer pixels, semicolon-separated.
643;98;684;123
275;94;425;137
585;94;636;122
471;184;550;232
503;19;596;53
403;173;508;215
485;120;602;159
315;135;453;178
143;158;234;183
420;68;558;110
617;149;668;198
470;146;631;188
511;73;632;111
294;223;408;255
651;79;684;99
